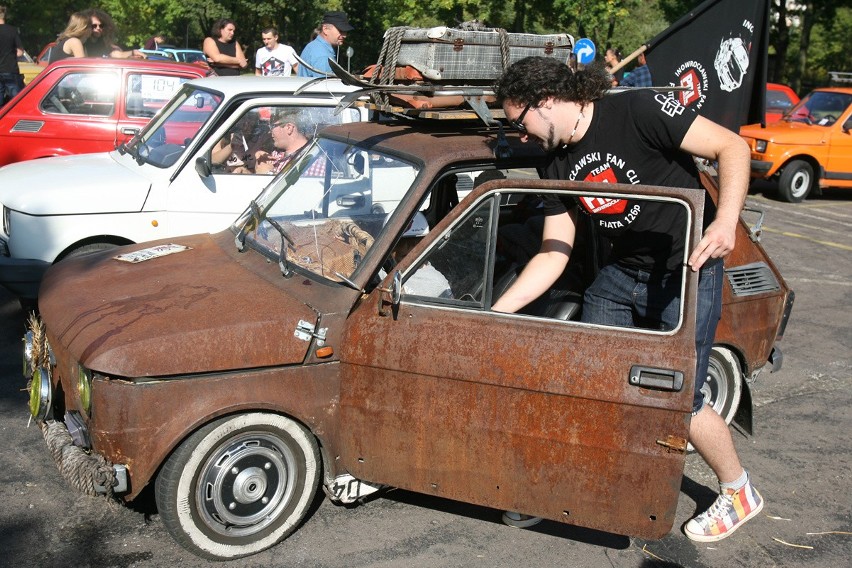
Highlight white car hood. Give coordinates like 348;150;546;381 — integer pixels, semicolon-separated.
0;152;152;215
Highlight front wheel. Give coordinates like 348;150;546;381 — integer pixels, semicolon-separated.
777;160;814;203
155;413;321;560
701;347;743;425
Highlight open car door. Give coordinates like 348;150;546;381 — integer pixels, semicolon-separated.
338;179;705;538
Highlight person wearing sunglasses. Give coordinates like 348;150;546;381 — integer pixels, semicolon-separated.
254;110;311;175
47;12;91;63
494;56;761;543
82;8;145;59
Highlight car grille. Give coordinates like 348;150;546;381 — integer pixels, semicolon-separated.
11;120;45;133
725;262;781;296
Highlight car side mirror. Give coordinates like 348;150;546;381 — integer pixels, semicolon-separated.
378;271;403;317
195;156;211;178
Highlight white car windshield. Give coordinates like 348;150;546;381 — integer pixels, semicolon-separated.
125;85;222;168
234;138;420;283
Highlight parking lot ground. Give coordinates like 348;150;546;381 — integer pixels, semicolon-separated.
0;188;849;567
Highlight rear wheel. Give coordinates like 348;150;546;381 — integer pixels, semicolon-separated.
155;413;320;560
777;160;814;203
701;347;743;425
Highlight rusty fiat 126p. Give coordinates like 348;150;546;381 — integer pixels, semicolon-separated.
23;119;792;559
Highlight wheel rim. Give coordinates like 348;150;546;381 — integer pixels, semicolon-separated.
789;169;811;199
702;356;730;421
196;432;297;537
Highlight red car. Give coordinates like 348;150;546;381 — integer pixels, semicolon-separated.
0;58;209;167
765;82;799;123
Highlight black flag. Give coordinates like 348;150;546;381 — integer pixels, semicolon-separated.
644;0;769;131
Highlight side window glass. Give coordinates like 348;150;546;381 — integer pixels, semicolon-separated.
41;72;119;116
404;199;494;305
126;74;192;118
403;190;689;333
209;106;359;176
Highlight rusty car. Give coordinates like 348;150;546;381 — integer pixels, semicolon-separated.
23;115;792;559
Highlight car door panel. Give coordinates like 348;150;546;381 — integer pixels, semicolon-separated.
337;182;705;538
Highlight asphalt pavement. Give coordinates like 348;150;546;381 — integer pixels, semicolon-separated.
0;185;849;567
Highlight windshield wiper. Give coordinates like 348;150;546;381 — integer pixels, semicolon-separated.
234;200;260;251
265;214;296;278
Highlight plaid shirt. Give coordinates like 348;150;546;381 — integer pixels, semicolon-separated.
620;65;653;88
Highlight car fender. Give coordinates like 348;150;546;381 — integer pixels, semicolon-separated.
0;152;153;216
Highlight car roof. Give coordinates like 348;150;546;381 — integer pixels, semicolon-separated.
320;120;547;165
183;75;362;97
40;57;207;75
808;87;852;95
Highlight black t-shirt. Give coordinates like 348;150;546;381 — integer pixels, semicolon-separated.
0;24;23;74
542;89;715;273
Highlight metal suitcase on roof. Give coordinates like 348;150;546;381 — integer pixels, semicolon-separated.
393;27;574;82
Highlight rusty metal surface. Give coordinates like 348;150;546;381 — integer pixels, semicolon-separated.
336;298;694;538
700;172;792;372
38;232;319;377
86;364;343;500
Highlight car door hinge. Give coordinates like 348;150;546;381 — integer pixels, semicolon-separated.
656;435;688;453
294;320;327;345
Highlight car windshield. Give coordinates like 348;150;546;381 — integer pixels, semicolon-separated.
234;137;420;283
125;85;222;168
783;90;852;126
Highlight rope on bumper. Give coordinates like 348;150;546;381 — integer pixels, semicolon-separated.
41;420;116;497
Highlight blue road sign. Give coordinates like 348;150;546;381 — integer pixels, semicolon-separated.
573;38;596;65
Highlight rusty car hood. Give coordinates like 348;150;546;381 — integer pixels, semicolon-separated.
38;233;318;378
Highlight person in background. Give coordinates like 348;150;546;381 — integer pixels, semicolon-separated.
0;5;23;105
495;57;761;543
143;33;166;50
604;47;623;86
83;8;145;59
47;12;91;63
297;11;353;77
620;53;653;88
255;27;298;76
203;18;247;76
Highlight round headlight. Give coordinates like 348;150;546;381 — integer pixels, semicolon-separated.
23;330;34;378
78;366;92;414
29;366;52;421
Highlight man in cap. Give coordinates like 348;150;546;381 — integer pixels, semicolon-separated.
297;11;353;77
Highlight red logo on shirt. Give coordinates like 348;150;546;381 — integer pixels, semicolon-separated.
584;166;618;184
579;196;627;215
679;69;702;107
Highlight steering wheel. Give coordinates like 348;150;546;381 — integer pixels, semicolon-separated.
822;114;838;125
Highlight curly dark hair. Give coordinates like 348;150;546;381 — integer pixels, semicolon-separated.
210;18;236;39
494;57;611;107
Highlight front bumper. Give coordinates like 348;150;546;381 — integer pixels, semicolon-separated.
0;251;50;299
38;417;129;496
750;159;774;177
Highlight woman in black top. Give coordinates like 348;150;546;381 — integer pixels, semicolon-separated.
202;19;247;76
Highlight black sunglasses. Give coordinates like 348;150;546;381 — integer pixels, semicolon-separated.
509;102;533;133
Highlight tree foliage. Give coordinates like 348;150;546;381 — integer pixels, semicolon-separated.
3;0;848;90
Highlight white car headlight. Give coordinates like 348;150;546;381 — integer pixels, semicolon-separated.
755;140;768;153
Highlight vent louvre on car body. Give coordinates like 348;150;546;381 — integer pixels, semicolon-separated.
11;120;45;133
725;262;780;296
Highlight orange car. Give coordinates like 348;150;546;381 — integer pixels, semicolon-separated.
740;87;852;202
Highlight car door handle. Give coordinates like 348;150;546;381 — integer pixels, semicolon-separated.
629;366;684;391
121;127;140;136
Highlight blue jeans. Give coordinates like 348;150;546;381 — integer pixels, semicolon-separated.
580;260;723;413
0;72;21;103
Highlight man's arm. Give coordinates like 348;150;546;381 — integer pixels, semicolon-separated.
492;210;576;313
680;115;750;271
